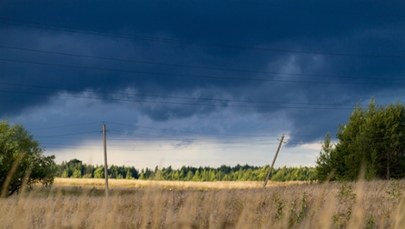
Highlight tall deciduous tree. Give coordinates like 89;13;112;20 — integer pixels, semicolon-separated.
0;121;57;197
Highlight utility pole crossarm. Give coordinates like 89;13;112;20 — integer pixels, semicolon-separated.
263;134;285;188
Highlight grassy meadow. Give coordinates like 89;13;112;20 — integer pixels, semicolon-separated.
0;178;404;229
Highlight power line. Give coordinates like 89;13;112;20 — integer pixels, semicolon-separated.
40;138;281;149
211;1;405;20
107;122;310;139
1;17;405;59
108;133;277;142
43;140;279;148
36;127;401;145
33;127;280;143
25;121;102;130
35;130;99;138
0;44;400;81
0;88;356;110
0;81;357;107
37;131;279;143
39;136;397;150
108;129;328;143
42;145;278;153
34;126;321;143
29;123;322;146
26;121;298;141
0;58;353;84
108;127;280;139
40;137;280;146
0;57;402;85
108;137;279;144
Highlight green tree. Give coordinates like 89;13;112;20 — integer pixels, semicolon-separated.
316;101;405;181
186;170;194;180
192;170;201;181
138;169;145;180
109;165;119;178
125;169;133;179
316;133;337;181
208;170;216;181
93;167;104;178
72;168;82;178
83;164;94;178
0;121;57;196
61;170;69;178
153;166;163;180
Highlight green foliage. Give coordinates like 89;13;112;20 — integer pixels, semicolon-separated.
316;101;405;181
56;162;316;182
93;167;104;178
140;165;315;181
57;160;139;180
72;169;82;178
0;121;57;196
271;166;316;182
125;169;133;179
316;133;336;181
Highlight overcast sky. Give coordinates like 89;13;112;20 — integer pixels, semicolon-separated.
1;0;405;168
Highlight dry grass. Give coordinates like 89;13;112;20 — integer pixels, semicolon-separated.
0;179;404;229
53;178;307;190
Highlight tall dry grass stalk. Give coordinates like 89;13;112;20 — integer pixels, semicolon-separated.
0;179;403;228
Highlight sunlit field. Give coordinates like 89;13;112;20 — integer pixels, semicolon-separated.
53;178;307;189
0;179;404;228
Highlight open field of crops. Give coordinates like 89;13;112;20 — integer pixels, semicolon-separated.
53;178;307;190
0;179;404;228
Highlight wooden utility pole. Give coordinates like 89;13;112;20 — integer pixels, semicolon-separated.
263;134;285;187
102;123;109;197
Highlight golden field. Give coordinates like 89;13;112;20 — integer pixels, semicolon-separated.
53;178;307;190
0;178;403;229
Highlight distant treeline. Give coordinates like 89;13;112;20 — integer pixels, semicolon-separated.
57;159;316;182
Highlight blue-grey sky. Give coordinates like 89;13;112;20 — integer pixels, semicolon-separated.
1;0;405;168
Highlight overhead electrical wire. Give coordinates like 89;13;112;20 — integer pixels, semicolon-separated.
0;87;356;110
0;57;402;85
31;122;402;151
0;81;356;108
108;127;281;139
0;44;401;81
26;121;102;130
11;119;333;143
38;136;396;152
31;123;318;148
42;145;280;153
1;17;405;59
35;130;100;138
108;137;280;144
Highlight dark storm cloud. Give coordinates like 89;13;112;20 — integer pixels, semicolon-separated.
1;0;405;142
